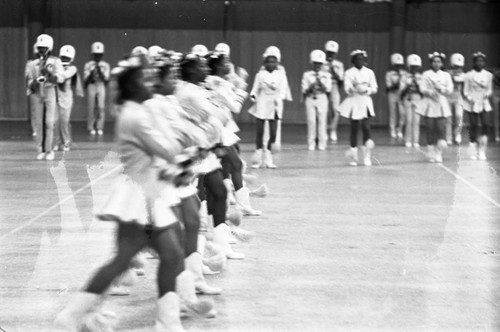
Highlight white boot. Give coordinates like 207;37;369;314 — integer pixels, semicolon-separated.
345;147;358;166
263;149;277;168
427;145;436;163
176;270;216;318
435;139;447;163
53;292;104;330
223;179;236;205
186;252;222;295
251;149;263;169
468;142;478;160
154;292;185;332
362;139;375;166
199;200;209;233
235;187;261;216
230;226;255;242
250;184;268;197
478;135;488;160
198;234;226;273
213;223;245;260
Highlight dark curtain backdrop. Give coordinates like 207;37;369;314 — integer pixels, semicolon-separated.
1;0;499;126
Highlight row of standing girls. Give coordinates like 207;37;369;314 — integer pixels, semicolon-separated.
386;51;494;162
53;42;267;331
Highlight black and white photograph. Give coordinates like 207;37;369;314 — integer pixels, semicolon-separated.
1;0;499;331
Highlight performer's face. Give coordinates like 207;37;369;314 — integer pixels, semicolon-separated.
430;57;443;71
264;56;278;72
474;57;485;71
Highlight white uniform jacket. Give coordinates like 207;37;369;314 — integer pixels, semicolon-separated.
419;69;453;118
83;60;110;85
249;67;291;120
463;69;493;113
25;56;65;96
57;64;84;109
301;69;332;100
339;66;378;120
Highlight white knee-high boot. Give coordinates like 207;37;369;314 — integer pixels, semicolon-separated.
176;270;216;318
345;147;358;166
198;234;226;274
54;292;109;331
478;135;488;160
213;223;245;260
185;252;222;295
235;187;261;216
263;149;277;168
362;139;375;166
154;292;185;332
251;149;263;169
435;139;447;163
426;145;436;162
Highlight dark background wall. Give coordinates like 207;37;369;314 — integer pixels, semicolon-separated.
1;0;499;125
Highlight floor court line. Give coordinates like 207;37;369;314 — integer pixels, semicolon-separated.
0;164;122;240
416;147;500;210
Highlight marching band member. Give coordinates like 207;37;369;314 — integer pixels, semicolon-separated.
84;41;110;136
176;54;245;260
205;52;261;216
145;55;221;318
249;46;291;168
419;52;453;163
339;50;378;166
54;45;84;152
446;53;466;145
400;54;424;148
25;43;40;137
463;52;493;160
25;34;64;161
324;40;344;143
55;56;189;331
385;53;406;140
302;50;332;150
214;42;249;91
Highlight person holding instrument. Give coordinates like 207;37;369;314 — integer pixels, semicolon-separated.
302;49;332;151
25;34;64;160
84;42;110;136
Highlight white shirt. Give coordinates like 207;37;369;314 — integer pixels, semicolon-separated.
463;69;493;113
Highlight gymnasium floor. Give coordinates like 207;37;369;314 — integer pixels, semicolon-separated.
1;121;499;332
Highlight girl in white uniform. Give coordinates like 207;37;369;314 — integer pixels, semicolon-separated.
339;50;378;166
55;57;189;331
419;52;454;163
446;53;466;145
463;52;493;160
249;46;291;168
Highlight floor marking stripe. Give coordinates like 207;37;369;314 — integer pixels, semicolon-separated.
1;164;122;240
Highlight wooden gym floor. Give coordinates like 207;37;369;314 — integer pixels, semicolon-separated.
0;121;499;332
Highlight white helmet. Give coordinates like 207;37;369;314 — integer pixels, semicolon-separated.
263;46;281;62
325;40;339;53
59;45;76;62
450;53;464;67
407;54;422;67
390;53;404;65
310;49;326;64
36;34;54;51
191;44;208;57
91;42;104;54
214;42;230;57
148;45;164;59
131;46;148;57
